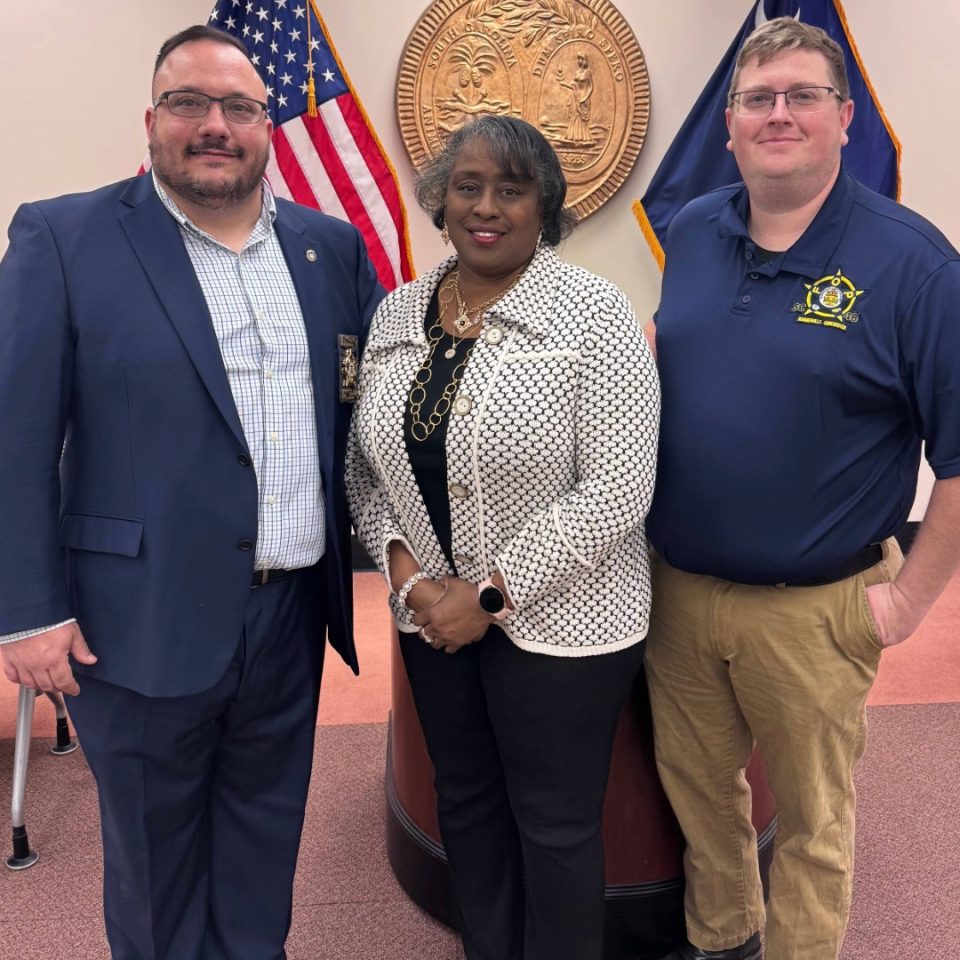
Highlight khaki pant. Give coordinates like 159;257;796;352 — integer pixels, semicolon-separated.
645;539;903;960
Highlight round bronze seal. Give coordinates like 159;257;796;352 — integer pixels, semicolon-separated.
396;0;650;221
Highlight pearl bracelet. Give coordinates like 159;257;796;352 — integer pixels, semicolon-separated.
397;571;430;608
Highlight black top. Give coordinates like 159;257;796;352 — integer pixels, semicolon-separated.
752;243;784;263
403;289;478;572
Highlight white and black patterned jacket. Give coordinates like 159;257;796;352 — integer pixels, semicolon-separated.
345;245;660;656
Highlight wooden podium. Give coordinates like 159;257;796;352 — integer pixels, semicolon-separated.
385;633;777;959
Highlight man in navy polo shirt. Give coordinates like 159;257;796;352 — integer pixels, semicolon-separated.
646;17;960;960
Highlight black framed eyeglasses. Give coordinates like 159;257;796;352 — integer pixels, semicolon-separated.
155;90;268;124
729;86;843;115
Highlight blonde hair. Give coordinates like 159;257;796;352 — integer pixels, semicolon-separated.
729;17;850;103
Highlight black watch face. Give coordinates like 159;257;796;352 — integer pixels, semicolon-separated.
479;585;506;614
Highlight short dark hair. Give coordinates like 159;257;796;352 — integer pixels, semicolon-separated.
414;116;577;247
154;25;252;77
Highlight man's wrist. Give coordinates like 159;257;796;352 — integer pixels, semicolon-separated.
887;578;930;635
0;619;77;646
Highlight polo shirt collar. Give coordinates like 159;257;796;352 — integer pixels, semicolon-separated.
717;168;854;278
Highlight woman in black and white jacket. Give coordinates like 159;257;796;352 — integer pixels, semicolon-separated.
345;116;660;960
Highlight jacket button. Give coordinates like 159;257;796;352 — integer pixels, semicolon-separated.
237;453;252;466
453;553;475;566
238;538;254;551
448;482;470;499
453;395;472;416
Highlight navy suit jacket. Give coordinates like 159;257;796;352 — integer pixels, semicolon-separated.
0;174;383;696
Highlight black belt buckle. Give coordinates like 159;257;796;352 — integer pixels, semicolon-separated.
783;543;883;588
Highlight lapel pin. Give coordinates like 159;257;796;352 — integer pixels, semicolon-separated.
305;249;318;262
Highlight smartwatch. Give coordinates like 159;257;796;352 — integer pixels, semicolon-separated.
478;577;510;620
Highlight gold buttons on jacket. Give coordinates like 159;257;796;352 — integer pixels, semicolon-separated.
483;327;504;345
453;395;472;416
448;482;470;499
305;249;318;262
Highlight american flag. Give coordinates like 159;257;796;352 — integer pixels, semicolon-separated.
208;0;414;289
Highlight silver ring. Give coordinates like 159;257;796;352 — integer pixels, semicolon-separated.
419;627;432;644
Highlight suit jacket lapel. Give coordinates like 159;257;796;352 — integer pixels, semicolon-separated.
118;177;247;450
274;205;335;474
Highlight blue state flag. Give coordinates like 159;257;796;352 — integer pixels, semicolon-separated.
634;0;900;268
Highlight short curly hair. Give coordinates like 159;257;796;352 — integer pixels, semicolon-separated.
414;116;576;247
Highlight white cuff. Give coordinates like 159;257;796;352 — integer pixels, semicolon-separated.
0;619;78;645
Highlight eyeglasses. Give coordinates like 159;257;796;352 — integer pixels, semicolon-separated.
729;86;843;115
155;90;268;124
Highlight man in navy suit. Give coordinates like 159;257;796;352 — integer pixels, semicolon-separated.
0;24;382;959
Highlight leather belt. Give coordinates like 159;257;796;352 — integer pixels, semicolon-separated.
780;543;883;588
251;568;293;588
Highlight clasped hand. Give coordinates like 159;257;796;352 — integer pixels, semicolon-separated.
412;576;492;654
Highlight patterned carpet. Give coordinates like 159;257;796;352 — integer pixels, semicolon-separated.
2;572;958;959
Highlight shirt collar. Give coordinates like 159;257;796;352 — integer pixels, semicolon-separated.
717;168;854;278
151;171;276;247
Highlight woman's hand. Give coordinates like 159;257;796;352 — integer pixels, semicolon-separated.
388;541;448;613
413;577;492;654
405;576;447;612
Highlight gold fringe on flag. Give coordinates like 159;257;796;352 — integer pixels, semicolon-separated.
831;0;901;200
307;0;417;278
632;199;666;272
306;5;318;117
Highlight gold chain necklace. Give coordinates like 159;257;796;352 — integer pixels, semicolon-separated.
437;273;477;358
407;319;473;442
407;266;526;442
450;268;524;335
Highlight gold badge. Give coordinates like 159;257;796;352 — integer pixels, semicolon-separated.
792;266;867;332
338;334;359;402
396;0;650;221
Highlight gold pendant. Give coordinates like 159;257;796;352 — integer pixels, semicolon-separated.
453;309;475;335
444;347;456;359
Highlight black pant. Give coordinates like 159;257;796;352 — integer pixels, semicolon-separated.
401;626;644;960
68;570;325;960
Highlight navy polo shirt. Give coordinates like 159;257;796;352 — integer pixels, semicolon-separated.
647;171;960;584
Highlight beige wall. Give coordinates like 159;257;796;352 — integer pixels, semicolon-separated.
3;0;957;516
